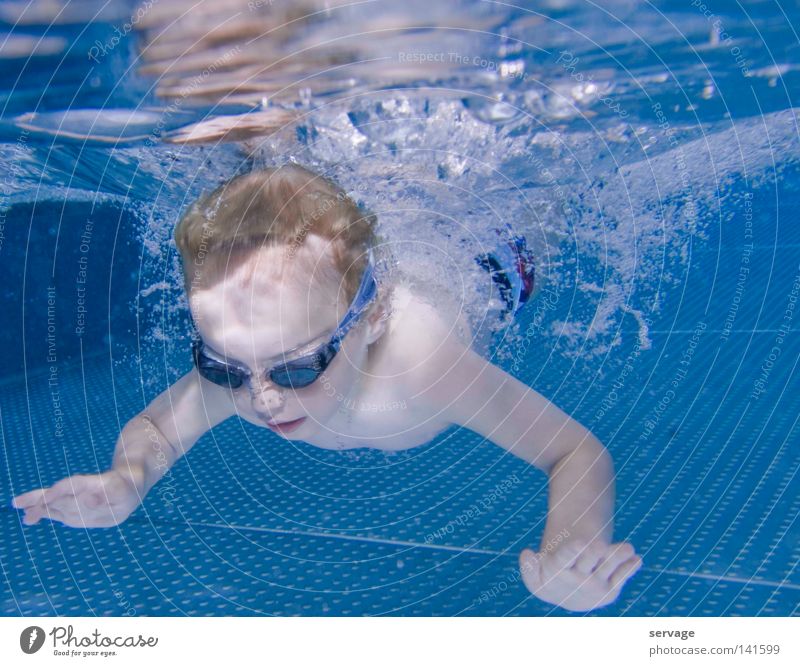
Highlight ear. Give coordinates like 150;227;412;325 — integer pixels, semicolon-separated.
363;289;392;345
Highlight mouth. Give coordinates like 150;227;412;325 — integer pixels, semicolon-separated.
264;416;307;434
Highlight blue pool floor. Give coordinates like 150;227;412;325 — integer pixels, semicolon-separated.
2;240;800;616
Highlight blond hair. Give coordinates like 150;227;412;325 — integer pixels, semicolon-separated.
175;164;383;310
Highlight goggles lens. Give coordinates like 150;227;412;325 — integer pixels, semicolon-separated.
193;344;246;389
268;347;333;388
193;342;334;390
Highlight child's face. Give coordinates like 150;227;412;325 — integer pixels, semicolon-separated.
188;235;373;438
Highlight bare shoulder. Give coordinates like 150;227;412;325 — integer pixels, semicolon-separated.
364;282;596;464
381;283;518;424
374;281;473;389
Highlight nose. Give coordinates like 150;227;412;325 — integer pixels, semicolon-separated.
249;375;286;417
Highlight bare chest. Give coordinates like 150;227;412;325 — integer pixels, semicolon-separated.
302;284;463;451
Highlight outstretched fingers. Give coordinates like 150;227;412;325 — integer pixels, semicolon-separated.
519;549;542;588
594;542;636;581
22;502;64;525
12;488;48;509
609;556;643;590
41;504;67;524
574;541;610;575
13;476;90;509
21;505;43;525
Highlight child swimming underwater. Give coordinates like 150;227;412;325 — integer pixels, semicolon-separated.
13;165;642;612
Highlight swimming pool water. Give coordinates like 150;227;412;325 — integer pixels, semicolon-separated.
1;0;798;616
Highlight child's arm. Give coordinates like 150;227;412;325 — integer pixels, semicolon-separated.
429;341;642;611
12;369;236;528
114;368;237;496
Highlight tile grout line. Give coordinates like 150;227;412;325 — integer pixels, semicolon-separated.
659;568;800;591
182;519;800;590
648;330;800;334
182;518;510;557
1;511;795;592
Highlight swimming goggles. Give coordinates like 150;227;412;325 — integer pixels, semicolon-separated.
191;248;378;390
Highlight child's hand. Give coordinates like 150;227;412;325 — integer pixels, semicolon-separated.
11;470;143;528
519;539;642;612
